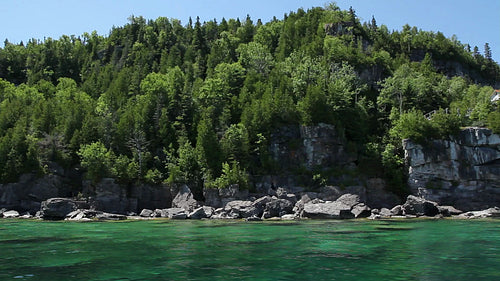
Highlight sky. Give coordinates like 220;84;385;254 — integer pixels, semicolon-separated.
1;0;499;63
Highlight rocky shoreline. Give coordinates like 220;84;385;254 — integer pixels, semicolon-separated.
1;186;499;221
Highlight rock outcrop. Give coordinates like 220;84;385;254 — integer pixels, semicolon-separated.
404;127;500;211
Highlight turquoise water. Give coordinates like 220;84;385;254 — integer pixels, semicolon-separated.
0;219;499;280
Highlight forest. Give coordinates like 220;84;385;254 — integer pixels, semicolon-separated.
0;3;499;198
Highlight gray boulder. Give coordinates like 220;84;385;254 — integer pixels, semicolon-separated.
458;207;500;219
165;208;188;219
379;208;392;217
293;193;318;216
224;200;258;218
351;203;371;218
140;209;154;217
188;206;215;219
95;212;127;221
402;195;440;217
438;206;463;217
152;209;163;218
172;185;200;213
41;198;77;219
281;214;297;220
3;210;20;218
302;201;354;219
262;199;294;218
66;209;126;221
252;195;273;212
246;216;263;221
336;193;361;208
390;205;404;216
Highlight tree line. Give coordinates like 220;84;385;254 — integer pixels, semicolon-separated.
0;3;499;197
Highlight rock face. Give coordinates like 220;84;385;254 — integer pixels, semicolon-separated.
90;179;171;214
0;174;65;213
203;185;249;208
41;198;77;219
270;123;356;171
404;127;500;211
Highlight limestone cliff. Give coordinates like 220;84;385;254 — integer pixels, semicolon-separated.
404;127;500;211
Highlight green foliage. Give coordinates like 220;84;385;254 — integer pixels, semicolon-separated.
0;3;498;196
78;141;115;183
390;109;433;144
487;110;500;134
208;161;249;190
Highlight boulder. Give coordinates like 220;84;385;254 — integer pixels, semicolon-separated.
140;209;154;217
3;210;20;218
281;214;297;220
458;207;500;219
390;205;404;216
351;203;371;218
19;212;33;219
402;195;440;217
224;200;258;218
252;195;273;213
336;193;361;208
152;209;163;218
292;193;318;216
66;210;87;221
302;201;354;219
246;216;262;221
165;208;188;219
41;198;77;219
262;199;294;219
172;185;200;213
276;187;298;204
95;212;127;221
188;206;215;219
65;209;126;221
438;206;463;217
379;208;392;217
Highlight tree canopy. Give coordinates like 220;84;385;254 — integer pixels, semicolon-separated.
0;4;499;195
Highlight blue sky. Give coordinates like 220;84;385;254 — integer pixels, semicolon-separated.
1;0;499;63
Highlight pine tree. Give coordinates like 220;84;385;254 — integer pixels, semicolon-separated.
484;43;492;61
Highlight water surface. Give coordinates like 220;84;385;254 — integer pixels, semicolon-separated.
0;219;499;280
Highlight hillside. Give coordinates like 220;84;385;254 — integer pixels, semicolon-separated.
0;3;499;200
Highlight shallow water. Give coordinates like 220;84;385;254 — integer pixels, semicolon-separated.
0;219;499;280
